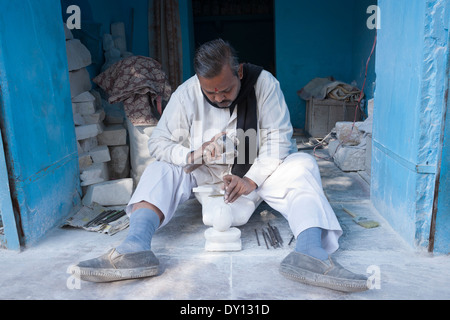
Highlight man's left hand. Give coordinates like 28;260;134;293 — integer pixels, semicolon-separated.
222;175;257;203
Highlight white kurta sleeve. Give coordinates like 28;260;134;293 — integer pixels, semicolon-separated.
147;91;192;167
244;71;294;187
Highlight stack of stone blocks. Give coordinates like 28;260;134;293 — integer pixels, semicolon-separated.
64;24;133;208
328;99;373;183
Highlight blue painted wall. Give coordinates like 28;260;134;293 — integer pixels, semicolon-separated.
61;0;150;77
0;0;81;246
372;0;450;251
274;0;377;128
179;0;195;81
351;0;377;105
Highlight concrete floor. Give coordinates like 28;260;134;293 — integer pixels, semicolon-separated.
1;148;450;300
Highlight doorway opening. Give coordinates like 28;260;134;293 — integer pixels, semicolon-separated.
192;0;275;76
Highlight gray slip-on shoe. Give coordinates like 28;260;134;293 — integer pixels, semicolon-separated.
279;251;369;293
69;248;160;283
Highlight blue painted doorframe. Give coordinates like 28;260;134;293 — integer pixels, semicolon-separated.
372;0;450;253
0;0;81;248
431;44;450;253
0;130;21;250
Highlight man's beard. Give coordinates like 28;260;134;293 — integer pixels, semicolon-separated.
201;81;241;109
202;93;235;109
212;100;233;108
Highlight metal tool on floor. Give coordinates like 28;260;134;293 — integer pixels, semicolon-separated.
255;223;285;249
342;206;379;228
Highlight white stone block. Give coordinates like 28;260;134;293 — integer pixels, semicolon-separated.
328;139;340;157
72;91;96;103
204;228;242;251
82;178;133;206
332;145;366;172
368;98;374;118
72;92;97;115
82;109;105;124
69;68;92;98
358;116;373;134
89;145;111;163
365;134;372;175
79;137;98;152
97;124;127;146
335;121;363;146
73;112;85;126
80;162;109;186
75;123;103;141
78;153;93;171
73;100;96;116
104;47;121;60
114;37;127;55
103;34;114;51
66;39;92;71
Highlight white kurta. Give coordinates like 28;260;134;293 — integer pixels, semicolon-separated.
127;71;342;253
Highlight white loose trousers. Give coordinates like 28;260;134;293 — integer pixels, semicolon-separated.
127;152;342;254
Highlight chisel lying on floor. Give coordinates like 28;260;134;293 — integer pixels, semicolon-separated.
342;206;379;229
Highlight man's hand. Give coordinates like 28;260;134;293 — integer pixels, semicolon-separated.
222;175;257;203
187;132;226;165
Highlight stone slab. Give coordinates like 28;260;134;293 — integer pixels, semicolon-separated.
78;153;92;171
82;178;133;206
333;145;366;172
335;121;363;146
78;136;98;152
82;109;105;125
72;91;95;103
75;124;102;141
69;68;92;98
72;97;96;116
66;39;92;71
204;227;242;252
102;34;114;51
89;145;111;163
72;112;85;126
80;162;109;186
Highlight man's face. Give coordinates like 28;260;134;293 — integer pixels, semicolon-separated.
198;64;243;108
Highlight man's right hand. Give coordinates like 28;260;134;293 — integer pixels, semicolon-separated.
187;132;226;165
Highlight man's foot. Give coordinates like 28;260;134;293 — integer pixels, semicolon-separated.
69;248;159;283
279;251;369;293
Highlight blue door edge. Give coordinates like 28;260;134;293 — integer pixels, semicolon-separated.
0;129;21;251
